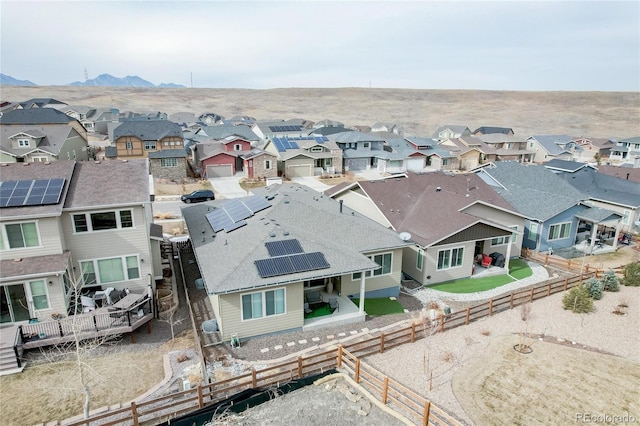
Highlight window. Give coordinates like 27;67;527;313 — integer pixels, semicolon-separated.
352;252;393;280
442;159;449;166
73;210;134;232
491;226;518;246
548;222;571;240
622;210;631;225
416;249;424;270
2;222;40;249
241;288;285;320
144;141;156;150
528;222;539;240
437;247;464;270
163;141;170;146
161;158;177;167
264;160;272;169
126;142;133;150
80;255;140;286
363;142;370;148
18;139;30;147
310;146;324;153
29;280;49;310
234;144;242;151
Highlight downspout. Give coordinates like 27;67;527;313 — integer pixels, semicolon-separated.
358;274;366;314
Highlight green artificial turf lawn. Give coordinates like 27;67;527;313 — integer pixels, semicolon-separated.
351;298;405;315
428;259;533;293
304;303;333;319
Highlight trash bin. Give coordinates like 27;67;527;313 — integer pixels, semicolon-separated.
443;306;451;315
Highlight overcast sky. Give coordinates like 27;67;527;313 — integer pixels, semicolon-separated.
1;1;638;91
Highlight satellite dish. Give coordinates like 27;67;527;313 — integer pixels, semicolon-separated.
399;232;412;241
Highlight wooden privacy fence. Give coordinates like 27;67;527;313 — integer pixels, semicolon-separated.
522;248;627;276
61;271;594;426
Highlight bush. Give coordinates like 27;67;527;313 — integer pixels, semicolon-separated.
562;286;594;313
622;262;640;287
583;277;603;300
601;270;620;292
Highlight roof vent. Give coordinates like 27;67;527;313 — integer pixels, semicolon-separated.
94;160;101;164
436;186;442;192
269;232;276;237
283;231;289;236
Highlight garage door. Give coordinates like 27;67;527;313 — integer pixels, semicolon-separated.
287;165;312;177
346;158;368;171
206;164;233;178
407;158;425;171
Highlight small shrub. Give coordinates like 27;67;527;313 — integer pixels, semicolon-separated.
583;277;603;300
601;270;620;292
618;297;629;308
441;351;455;363
562;286;594;313
622;262;640;286
480;329;491;336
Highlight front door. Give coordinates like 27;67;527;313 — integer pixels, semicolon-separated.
0;284;31;324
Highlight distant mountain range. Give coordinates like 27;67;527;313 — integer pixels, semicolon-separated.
0;73;185;88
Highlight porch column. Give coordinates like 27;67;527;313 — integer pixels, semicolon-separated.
359;274;366;314
589;224;598;251
504;239;512;272
612;220;621;250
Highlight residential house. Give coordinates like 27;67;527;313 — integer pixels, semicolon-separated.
242;149;279;180
572;137;616;163
17;98;67;110
555;166;640;234
263;136;342;177
308;126;350;137
371;123;404;137
0;160;159;327
432;125;471;141
327;172;525;286
219;115;256;126
438;137;481;171
58;105;98;132
403;136;458;171
181;184;411;340
609;136;640;166
195;125;260;145
472;134;535;163
473;126;514;136
0;109;90;163
329;131;387;172
527;134;577;163
252;121;307;141
475;162;623;254
597;165;640;184
192;136;253;178
148;149;188;180
198;112;224;126
543;159;595;174
313;119;344;129
113;120;183;159
169;112;199;128
119;111;167;121
383;139;429;172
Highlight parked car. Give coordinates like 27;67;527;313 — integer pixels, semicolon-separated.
181;190;215;203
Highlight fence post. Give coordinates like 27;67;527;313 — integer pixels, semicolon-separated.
297;356;303;378
382;377;389;404
563;277;568;291
379;333;385;353
544;253;549;265
580;272;584;283
410;323;416;343
529;288;534;302
423;401;431;426
58;321;64;338
131;401;139;426
509;293;514;309
439;315;445;332
567;259;572;271
197;384;204;408
547;283;551;297
465;307;470;325
488;299;493;316
337;345;343;368
251;368;257;388
355;359;361;383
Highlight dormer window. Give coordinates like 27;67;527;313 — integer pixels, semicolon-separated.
310;146;324;153
18;139;30;147
234;144;242;151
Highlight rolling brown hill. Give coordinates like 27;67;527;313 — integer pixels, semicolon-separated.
2;86;639;138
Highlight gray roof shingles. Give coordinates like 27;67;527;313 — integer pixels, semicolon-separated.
113;120;182;141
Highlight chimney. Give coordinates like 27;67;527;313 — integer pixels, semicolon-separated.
339;199;343;213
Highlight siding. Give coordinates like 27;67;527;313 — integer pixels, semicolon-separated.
424;241;476;284
333;191;392;228
0;216;64;261
340;248;403;297
217;282;304;341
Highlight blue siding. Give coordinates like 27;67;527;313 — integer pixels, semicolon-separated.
538;205;588;252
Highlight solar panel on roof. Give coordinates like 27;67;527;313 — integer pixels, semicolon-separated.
205;197;272;234
306;252;330;269
0;178;65;208
254;252;330;278
223;199;252;222
265;239;304;256
289;141;299;149
243;195;271;214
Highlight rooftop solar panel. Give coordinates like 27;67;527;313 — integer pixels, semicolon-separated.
223;199;252;222
254;252;330;278
265;239;304;257
243;195;271;214
0;178;65;208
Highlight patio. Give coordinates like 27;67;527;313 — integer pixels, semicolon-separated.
303;292;365;332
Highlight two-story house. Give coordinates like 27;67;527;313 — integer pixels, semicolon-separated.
472;134;535;163
112;120;183;159
0;160;160;328
432;125;472;142
609;136;640;166
263;136;343;177
192;136;255;178
252;121;308;141
329;131;387;172
527;135;577;163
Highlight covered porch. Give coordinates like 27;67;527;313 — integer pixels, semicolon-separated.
574;208;623;255
302;292;365;331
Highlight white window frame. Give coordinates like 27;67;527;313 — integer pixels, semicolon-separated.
528;222;539;241
234;144;242;151
310;146;324;153
79;255;140;286
491;225;518;246
352;252;393;280
17;139;30;147
160;158;178;167
622;210;631;225
548;222;571;241
28;279;50;311
31;156;49;162
72;210;134;233
241;288;286;321
144;141;156;150
416;248;424;271
0;221;41;250
264;159;272;169
436;246;464;270
126;141;133;150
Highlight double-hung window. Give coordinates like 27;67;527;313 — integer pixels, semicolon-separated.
29;280;50;310
144;141;156;150
73;210;134;233
161;158;177;167
491;225;518;246
241;288;285;320
437;247;464;270
80;255;140;286
548;222;571;240
1;222;40;249
353;252;393;280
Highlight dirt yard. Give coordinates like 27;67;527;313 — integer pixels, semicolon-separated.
154;178;212;196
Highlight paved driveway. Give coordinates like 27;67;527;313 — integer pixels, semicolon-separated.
290;176;332;192
208;176;250;199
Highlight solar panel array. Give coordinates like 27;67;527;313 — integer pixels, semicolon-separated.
0;179;65;208
205;195;271;233
265;239;303;256
268;125;303;132
272;136;329;152
255;252;330;278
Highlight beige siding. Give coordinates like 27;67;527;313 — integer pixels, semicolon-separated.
333;191;392;228
217;283;304;341
588;200;637;232
151;240;162;280
402;245;423;282
424;241;476;284
0;217;64;261
0;152;17;163
61;206;152;292
340;248;403;296
461;204;525;258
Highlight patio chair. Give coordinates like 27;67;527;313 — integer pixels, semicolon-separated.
304;302;312;314
329;298;339;312
306;291;322;305
80;296;96;313
480;254;492;268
